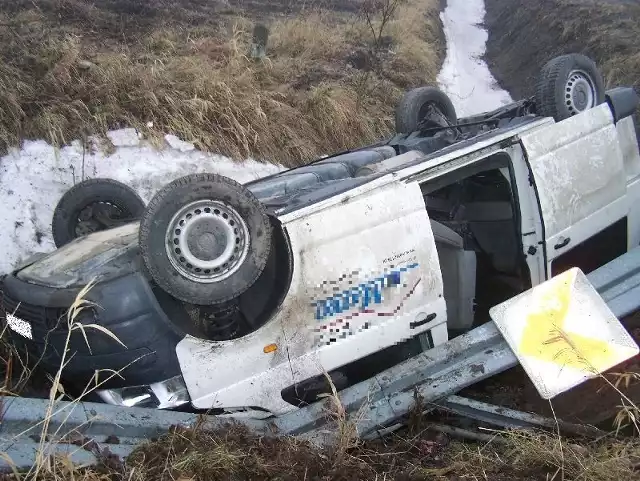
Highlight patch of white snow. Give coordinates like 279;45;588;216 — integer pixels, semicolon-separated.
106;128;141;147
164;134;196;152
0;134;283;274
437;0;513;117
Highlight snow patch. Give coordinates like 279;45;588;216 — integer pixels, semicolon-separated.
0;135;283;275
106;128;141;147
164;134;196;152
437;0;513;117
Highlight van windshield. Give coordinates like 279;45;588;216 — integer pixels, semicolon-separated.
17;223;140;288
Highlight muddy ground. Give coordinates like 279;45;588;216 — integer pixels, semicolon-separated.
484;0;640;99
462;312;640;429
1;1;640;479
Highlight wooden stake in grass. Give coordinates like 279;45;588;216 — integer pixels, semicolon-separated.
249;24;269;60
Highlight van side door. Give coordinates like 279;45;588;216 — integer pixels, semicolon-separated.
177;180;447;414
519;104;628;277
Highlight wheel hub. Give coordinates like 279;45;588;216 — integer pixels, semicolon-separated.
166;200;250;283
566;70;596;115
185;219;228;261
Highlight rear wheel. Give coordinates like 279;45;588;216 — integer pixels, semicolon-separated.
52;178;145;247
139;173;272;305
395;86;457;133
535;54;605;121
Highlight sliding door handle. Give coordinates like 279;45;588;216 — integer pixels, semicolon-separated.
554;237;571;250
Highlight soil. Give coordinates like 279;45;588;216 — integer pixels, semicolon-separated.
0;0;445;164
42;422;569;481
464;311;640;429
0;0;446;393
1;0;363;35
22;417;637;481
0;2;638;478
483;0;640;99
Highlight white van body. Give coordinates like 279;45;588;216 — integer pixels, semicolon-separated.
177;104;640;414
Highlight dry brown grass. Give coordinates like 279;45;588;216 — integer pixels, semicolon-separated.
10;422;639;481
445;430;640;481
5;421;444;481
2;323;639;481
447;314;640;481
0;299;52;399
0;282;147;480
0;0;444;167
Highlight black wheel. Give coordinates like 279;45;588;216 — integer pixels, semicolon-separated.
535;54;605;122
52;178;145;247
139;173;272;305
395;86;457;133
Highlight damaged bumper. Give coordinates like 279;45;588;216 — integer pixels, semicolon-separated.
0;270;185;398
96;374;190;409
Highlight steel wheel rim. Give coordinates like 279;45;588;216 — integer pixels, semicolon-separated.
565;70;596;115
165;200;250;283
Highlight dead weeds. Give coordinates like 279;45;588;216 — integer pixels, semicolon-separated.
448;430;640;481
128;424;353;481
4;421;638;481
0;0;444;166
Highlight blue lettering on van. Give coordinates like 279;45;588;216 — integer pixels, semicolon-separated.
314;263;418;320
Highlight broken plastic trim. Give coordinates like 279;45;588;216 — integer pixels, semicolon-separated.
97;375;190;409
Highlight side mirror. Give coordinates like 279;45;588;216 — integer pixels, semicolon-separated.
605;87;639;123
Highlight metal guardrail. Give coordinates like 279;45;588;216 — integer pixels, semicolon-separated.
0;395;269;470
588;245;640;319
277;321;514;444
2;246;639;470
278;246;640;444
437;395;603;437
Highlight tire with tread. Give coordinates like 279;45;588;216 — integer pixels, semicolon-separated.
139;173;272;305
535;54;605;122
395;87;457;133
52;178;145;247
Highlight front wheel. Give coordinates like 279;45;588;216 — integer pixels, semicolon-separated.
139;173;272;305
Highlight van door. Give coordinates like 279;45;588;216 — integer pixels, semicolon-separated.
519;104;628;277
177;180;447;414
